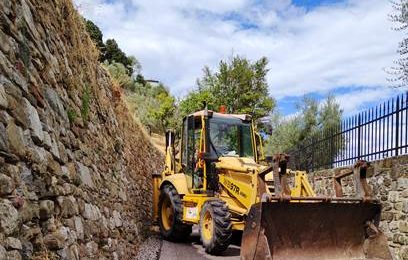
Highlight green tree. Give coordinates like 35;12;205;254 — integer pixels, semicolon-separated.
102;61;134;91
266;95;342;169
84;19;105;60
181;55;275;120
135;74;147;86
178;88;216;118
198;55;275;119
151;90;177;132
296;96;319;141
104;39;135;75
127;83;177;134
266;113;302;154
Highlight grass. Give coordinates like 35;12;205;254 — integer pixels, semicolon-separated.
81;85;91;122
67;108;77;124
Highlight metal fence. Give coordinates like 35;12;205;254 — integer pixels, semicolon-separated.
288;92;408;171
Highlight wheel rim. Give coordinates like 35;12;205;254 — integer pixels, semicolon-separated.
202;210;213;241
161;196;174;231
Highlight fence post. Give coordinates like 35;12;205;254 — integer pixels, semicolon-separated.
358;113;361;160
311;138;314;172
396;95;400;156
330;127;334;168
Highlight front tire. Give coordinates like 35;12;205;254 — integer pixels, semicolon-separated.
200;199;232;255
158;184;192;241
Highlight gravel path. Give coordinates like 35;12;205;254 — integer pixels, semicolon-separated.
135;234;162;260
135;225;240;260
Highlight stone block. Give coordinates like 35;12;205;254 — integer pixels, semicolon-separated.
0;174;14;195
399;221;408;233
23;98;44;143
399;246;408;260
82;203;101;221
0;199;19;235
76;162;94;188
393;233;404;244
43;131;52;149
0;84;7;109
74;216;84;240
0;245;5;260
403;199;408;214
50;137;60;160
390;221;399;231
43;232;65;250
395;202;403;211
0;111;11;125
85;241;99;258
21;240;33;259
6;250;21;260
7;96;28;128
44;87;67;121
110;210;122;228
382;202;392;211
6;121;25;158
39;200;54;220
57;196;78;218
18;200;39;223
389;191;399;203
4;237;22;250
397;178;408;191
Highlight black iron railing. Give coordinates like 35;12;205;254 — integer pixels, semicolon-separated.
288;92;408;171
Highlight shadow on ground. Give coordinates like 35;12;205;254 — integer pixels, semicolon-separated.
159;225;241;260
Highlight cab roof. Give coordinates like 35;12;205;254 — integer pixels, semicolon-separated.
189;110;251;121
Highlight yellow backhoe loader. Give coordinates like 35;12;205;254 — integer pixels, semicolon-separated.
152;109;392;259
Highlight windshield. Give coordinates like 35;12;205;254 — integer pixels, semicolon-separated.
209;117;254;158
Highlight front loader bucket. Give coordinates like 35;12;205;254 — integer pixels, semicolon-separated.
241;201;392;260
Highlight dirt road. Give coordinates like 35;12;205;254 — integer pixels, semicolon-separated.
159;226;240;260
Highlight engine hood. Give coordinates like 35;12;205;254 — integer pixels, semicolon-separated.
215;156;265;173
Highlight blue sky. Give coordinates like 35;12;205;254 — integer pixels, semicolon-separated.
292;0;341;9
74;0;404;116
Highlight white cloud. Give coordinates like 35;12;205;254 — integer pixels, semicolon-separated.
74;0;402;109
335;87;403;116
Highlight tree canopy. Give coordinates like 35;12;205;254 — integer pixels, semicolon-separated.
103;39;136;75
85;19;105;61
267;94;342;156
180;55;275;120
84;20;139;76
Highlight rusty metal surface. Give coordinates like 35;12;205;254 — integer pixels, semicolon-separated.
241;202;391;260
334;160;373;200
272;154;291;197
353;160;373;199
240;204;266;260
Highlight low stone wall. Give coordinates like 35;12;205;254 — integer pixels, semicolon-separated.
308;155;408;260
0;0;163;259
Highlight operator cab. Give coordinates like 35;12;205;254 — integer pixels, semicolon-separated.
181;110;256;191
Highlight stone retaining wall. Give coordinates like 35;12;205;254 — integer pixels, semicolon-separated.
0;0;163;259
308;155;408;260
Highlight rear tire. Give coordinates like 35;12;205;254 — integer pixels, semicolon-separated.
199;199;232;255
158;184;192;241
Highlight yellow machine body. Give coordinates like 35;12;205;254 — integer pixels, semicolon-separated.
152;109;392;259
